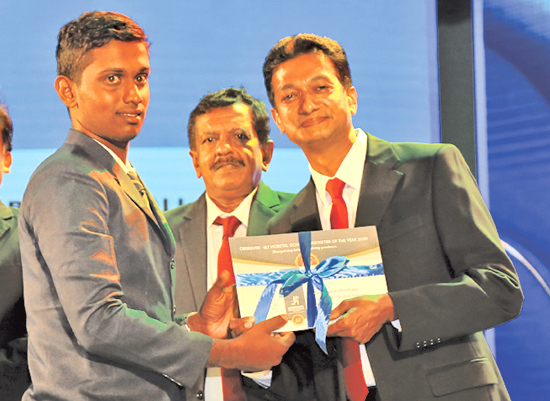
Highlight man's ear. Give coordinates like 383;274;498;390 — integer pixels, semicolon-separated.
54;75;78;108
2;150;11;173
346;86;358;116
189;149;202;179
261;140;274;172
270;107;285;135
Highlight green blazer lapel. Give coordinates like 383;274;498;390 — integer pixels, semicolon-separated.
248;181;280;236
0;201;15;240
178;195;208;309
290;179;323;232
355;134;404;228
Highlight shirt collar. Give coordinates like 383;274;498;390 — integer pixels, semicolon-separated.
310;128;367;205
91;138;133;174
205;186;258;229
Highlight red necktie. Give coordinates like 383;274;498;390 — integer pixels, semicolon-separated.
213;215;245;400
214;215;241;286
326;178;369;401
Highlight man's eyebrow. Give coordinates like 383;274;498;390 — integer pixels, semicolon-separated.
99;68;125;74
97;67;151;74
310;75;332;84
229;127;248;133
279;83;296;92
278;75;331;91
198;130;217;136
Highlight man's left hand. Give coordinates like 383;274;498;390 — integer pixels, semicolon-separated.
326;294;395;343
228;316;256;338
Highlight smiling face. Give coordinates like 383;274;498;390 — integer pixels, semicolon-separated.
270;51;357;151
190;103;273;209
56;39;150;155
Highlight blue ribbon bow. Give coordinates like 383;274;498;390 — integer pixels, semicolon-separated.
254;231;349;354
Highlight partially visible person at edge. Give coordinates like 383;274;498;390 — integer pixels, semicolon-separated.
262;33;523;401
165;87;297;401
18;12;294;400
0;102;31;400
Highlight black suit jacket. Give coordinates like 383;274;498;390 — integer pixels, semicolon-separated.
267;133;523;401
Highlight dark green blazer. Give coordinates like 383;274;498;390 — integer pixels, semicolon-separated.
165;181;294;315
165;181;296;401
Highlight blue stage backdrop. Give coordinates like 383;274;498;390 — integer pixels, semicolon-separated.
0;0;439;206
1;1;549;399
485;0;550;399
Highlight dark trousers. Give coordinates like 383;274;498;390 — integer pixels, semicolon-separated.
365;386;378;401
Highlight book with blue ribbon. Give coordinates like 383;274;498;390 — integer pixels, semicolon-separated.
229;226;387;353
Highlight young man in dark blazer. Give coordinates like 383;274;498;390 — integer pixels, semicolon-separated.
18;13;293;401
165;88;297;401
262;34;523;401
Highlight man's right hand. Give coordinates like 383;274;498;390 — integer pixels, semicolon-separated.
208;315;295;372
187;271;237;338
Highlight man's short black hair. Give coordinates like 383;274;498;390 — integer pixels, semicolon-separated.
188;87;270;150
56;11;149;84
263;34;352;107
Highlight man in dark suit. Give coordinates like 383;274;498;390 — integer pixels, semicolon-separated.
165;88;296;401
0;104;31;400
262;34;523;401
18;12;293;401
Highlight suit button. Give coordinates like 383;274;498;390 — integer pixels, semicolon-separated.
415;342;421;349
196;390;204;400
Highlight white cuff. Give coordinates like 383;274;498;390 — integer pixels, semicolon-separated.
241;370;273;388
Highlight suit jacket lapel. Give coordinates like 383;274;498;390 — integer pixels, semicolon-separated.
65;129;175;254
112;161;176;255
248;181;280;236
0;201;14;241
114;163;157;222
290;179;323;232
178;195;208;309
355;134;404;228
176;185;281;308
146;187;176;255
